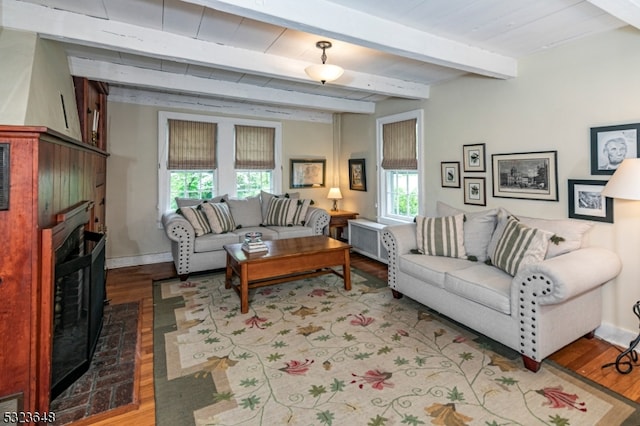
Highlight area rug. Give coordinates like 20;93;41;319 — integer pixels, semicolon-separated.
153;270;640;425
51;302;140;425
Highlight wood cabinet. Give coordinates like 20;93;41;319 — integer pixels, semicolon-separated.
72;77;108;152
0;126;108;416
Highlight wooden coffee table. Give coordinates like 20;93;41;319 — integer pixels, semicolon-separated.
223;235;351;313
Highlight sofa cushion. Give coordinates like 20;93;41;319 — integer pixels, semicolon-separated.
399;254;474;288
260;191;300;220
437;202;498;262
263;197;295;226
265;225;315;239
416;214;466;258
194;232;241;253
445;264;512;315
176;194;227;208
291;199;312;225
200;202;236;234
490;216;554;276
518;216;593;259
225;196;262;228
178;206;212;237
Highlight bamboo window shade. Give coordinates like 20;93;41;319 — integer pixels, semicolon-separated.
381;118;418;170
235;125;275;169
167;119;217;170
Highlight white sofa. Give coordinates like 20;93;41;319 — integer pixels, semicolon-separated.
381;202;622;372
162;191;330;280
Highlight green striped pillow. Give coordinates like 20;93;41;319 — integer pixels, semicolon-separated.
416;214;466;258
491;216;553;276
263;198;294;226
178;206;212;236
290;199;312;225
201;202;236;234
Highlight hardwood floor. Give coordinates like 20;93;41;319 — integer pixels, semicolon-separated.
80;252;639;424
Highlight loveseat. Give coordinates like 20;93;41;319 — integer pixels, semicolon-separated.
162;191;330;280
381;202;622;372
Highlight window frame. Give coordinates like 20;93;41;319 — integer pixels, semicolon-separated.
376;109;424;225
158;111;282;222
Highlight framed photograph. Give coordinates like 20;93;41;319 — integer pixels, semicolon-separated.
463;143;486;172
290;158;326;188
590;123;640;175
568;179;613;223
348;158;367;191
441;161;460;188
491;151;558;201
464;177;486;206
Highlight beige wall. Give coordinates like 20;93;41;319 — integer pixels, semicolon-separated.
105;102;334;260
341;26;640;336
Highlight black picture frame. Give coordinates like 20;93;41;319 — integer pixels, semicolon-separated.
290;159;326;188
463;143;486;172
568;179;613;223
348;158;367;191
590;123;640;175
464;177;486;206
440;161;460;188
491;151;558;201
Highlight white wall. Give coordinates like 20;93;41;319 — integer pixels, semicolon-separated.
342;26;640;339
105;102;335;264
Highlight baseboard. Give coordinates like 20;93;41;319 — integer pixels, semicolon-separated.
106;252;173;269
595;321;636;349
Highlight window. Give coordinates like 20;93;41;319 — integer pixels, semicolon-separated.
158;112;281;219
377;110;423;224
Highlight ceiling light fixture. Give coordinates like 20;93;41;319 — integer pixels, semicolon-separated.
305;41;344;84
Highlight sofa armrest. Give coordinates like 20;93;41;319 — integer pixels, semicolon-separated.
513;247;622;306
162;211;196;251
305;206;330;235
381;223;418;290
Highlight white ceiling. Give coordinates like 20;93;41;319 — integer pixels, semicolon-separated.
2;0;639;116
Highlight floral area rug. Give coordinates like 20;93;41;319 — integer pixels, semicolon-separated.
153;270;640;425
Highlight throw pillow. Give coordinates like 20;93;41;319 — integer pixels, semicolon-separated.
518;216;593;258
178;205;212;237
200;202;236;234
263;197;295;226
415;214;466;258
436;201;498;262
490;216;554;276
290;199;312;225
260;191;300;221
224;196;262;228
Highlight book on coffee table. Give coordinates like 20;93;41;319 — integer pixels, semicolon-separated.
242;241;268;253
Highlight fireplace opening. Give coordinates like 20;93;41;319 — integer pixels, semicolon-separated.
50;224;106;400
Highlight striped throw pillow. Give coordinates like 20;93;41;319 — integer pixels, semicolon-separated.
201;202;236;234
263;198;294;226
178;206;212;237
490;216;553;276
415;214;466;258
290;199;312;225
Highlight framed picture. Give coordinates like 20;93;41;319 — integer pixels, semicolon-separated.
440;161;460;188
491;151;558;201
590;122;640;175
348;158;367;191
568;179;613;223
463;143;486;172
290;158;326;188
464;177;486;206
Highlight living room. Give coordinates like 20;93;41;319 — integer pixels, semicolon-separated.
2;0;640;424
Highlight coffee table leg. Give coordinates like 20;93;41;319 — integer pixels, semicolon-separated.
343;249;351;291
225;253;233;289
240;264;249;314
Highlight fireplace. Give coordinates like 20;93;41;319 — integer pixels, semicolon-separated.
46;202;107;399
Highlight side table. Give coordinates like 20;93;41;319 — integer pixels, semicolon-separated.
329;210;358;241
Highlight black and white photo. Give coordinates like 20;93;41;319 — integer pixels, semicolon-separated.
491;151;558;201
464;177;486;206
463;143;486;172
440;161;460;188
590;123;640;175
568;179;613;223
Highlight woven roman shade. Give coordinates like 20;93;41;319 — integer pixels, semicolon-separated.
235;125;275;169
381;118;418;170
167;119;217;170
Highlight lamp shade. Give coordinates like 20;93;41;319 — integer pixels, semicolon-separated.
327;187;343;200
305;64;344;84
601;158;640;200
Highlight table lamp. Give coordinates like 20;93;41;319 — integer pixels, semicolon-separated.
601;158;640;374
327;187;343;211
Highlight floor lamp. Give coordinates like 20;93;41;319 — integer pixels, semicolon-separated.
601;158;640;374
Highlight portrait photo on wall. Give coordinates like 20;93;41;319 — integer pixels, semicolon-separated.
348;158;367;191
590;123;640;175
568;179;613;223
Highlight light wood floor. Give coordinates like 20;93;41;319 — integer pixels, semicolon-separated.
74;253;640;425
